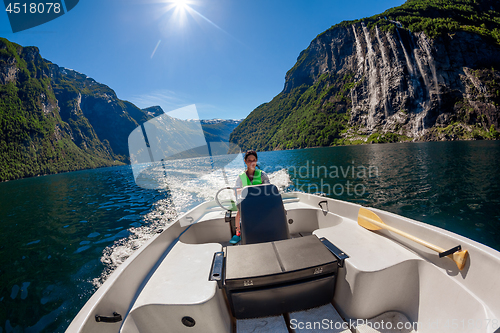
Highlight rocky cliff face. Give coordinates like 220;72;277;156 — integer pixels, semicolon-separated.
0;37;241;181
231;2;500;151
0;37;162;181
48;65;163;160
287;23;500;140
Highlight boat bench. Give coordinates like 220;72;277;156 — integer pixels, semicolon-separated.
211;235;348;319
120;241;231;333
313;218;491;331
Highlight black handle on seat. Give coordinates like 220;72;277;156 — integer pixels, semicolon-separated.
210;252;224;289
319;237;349;268
95;312;122;323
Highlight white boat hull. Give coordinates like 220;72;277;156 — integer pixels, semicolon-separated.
67;192;500;333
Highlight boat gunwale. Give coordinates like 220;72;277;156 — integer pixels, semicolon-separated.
66;191;500;332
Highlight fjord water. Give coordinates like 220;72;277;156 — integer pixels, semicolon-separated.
0;141;499;332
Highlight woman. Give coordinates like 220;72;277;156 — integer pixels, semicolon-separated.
230;150;270;244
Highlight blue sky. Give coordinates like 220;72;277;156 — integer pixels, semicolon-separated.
1;0;406;120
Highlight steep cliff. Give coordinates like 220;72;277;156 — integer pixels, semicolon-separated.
231;0;500;151
0;37;161;181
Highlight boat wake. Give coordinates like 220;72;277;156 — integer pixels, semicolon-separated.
93;168;294;288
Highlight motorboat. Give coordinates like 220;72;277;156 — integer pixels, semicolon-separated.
68;106;500;332
66;183;500;333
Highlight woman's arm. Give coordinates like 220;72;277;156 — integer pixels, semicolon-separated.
261;171;271;184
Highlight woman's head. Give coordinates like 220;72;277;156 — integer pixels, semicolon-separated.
244;150;258;170
244;150;257;161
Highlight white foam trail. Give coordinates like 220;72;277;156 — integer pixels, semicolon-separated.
268;169;294;192
93;167;292;287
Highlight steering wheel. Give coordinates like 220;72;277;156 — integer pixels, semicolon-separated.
215;187;239;211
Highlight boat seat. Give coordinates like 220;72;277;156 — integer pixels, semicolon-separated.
120;242;231;333
240;184;290;245
215;235;343;319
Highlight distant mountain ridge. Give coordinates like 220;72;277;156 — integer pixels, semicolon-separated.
0;37;239;181
199;119;242;143
230;0;500;151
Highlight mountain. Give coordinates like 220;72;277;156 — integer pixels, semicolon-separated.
199;119;242;142
0;37;162;181
0;36;241;182
230;0;500;151
130;116;242;166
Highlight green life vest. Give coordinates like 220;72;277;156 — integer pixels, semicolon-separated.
239;169;262;187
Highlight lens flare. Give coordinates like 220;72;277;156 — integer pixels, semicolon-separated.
172;0;188;8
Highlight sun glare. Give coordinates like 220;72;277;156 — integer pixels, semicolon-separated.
155;0;238;45
173;0;188;8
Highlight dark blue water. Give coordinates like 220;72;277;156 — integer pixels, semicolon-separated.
0;141;499;332
259;141;500;251
0;166;170;332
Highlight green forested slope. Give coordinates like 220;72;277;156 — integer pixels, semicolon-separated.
230;73;355;150
0;39;118;180
230;0;500;151
341;0;500;41
0;38;157;181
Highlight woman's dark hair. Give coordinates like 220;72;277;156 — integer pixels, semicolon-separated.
244;150;258;161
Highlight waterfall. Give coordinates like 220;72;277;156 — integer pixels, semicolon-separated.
352;25;365;74
375;26;391;118
395;30;426;111
419;36;441;104
395;28;415;76
386;31;400;62
375;27;390;67
361;23;380;128
346;24;449;137
408;32;431;104
351;24;368;128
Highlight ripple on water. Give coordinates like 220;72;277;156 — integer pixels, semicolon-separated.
20;282;30;300
10;285;19;299
94;230;130;245
118;214;142;221
24;301;70;333
74;245;92;254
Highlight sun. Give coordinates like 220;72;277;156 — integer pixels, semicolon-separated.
172;0;188;8
155;0;234;44
155;0;193;29
157;0;192;14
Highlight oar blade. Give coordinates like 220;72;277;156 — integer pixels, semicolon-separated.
358;207;384;231
452;250;469;271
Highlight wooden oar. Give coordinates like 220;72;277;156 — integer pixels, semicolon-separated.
358;207;468;270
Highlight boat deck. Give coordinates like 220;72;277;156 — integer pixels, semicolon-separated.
237;303;350;333
236;304;417;333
